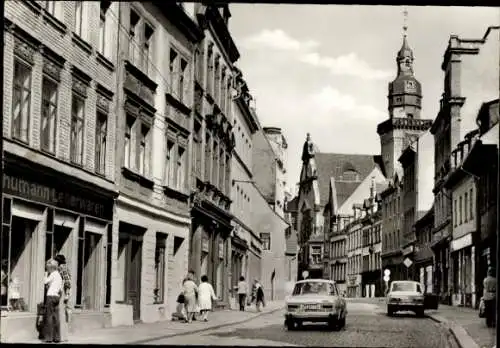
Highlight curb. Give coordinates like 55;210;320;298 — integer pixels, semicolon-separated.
427;314;480;348
130;306;284;344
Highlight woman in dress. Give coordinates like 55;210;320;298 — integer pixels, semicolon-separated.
253;279;265;312
182;273;198;323
197;275;217;322
54;255;71;342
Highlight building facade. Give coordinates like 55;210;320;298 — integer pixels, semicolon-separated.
188;3;239;308
228;68;262;307
2;1;119;340
346;215;363;298
445;135;478;308
112;2;203;325
414;207;435;293
430;26;499;305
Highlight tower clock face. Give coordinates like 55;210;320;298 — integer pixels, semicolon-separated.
405;80;416;92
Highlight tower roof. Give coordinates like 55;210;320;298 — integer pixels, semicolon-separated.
397;35;414;60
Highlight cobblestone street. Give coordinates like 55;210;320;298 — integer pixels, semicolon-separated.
142;301;455;347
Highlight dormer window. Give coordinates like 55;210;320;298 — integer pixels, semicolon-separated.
341;170;360;182
407;113;414;119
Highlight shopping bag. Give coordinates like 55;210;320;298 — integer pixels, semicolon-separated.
478;297;486;318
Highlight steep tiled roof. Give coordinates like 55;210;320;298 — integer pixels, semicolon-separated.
315;153;383;207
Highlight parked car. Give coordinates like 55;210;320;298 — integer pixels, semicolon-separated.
386;280;432;317
284;279;347;331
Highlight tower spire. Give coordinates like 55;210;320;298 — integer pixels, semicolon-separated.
403;6;408;38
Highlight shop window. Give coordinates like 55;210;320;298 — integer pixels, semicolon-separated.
105;224;112;307
6;216;38;312
154;233;166;304
12;59;32;143
260;233;271;250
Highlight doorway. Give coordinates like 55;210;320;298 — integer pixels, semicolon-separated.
117;228;143;322
82;232;102;310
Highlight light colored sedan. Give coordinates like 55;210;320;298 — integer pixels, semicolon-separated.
386;280;425;317
284;279;347;331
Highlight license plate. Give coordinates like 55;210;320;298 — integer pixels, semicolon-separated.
303;304;321;311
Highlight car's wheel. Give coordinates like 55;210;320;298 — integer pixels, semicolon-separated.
415;307;425;317
387;306;394;316
328;319;338;331
339;316;346;329
285;319;295;331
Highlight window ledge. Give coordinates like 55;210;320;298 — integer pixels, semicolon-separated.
42;11;67;36
163;185;189;202
40;147;56;158
122;166;155;189
165;92;192;116
72;33;93;56
22;0;42;15
96;51;115;72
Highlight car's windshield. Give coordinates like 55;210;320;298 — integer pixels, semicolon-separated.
391;282;420;292
292;281;336;296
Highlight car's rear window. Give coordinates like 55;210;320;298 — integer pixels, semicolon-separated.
391;282;420;292
292;281;337;296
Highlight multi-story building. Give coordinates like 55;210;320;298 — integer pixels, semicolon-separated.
346;212;364;297
462;98;498;308
360;180;383;298
253;127;290;301
378;29;430;285
2;1;119;340
112;3;203;324
228;68;262;307
414;206;435;292
444;130;479;308
188;3;239;308
284;191;298;293
430;26;499;305
398;130;434;280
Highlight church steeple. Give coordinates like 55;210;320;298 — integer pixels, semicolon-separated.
387;7;422;120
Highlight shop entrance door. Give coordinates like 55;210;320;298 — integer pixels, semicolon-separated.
118;231;143;322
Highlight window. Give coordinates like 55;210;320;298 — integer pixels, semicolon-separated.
470;188;474;220
207;46;214;95
214;57;220;102
98;1;111;56
220;70;226;112
179;59;188;103
95;111;108;175
70;94;85;165
225;154;231;194
74;1;84;37
464;192;468;223
142;23;154;75
124;115;135;169
459;196;462;225
40;77;58;153
311;246;322;264
12;60;32;143
129;9;140;65
212;140;218;184
165;139;175;187
169;49;178;95
154;233;166;304
261;233;270;250
44;1;56;16
205;132;212;182
176;146;186;191
218;147;225;191
138;124;150;176
453;199;457;227
193;121;202;177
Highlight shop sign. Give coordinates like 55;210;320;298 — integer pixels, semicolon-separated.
3;174;110;220
402;245;414;256
451;233;472;252
218;240;224;259
202;237;209;253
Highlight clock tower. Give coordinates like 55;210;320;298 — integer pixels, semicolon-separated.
377;10;432;180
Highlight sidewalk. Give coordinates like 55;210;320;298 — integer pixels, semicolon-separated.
10;301;285;344
427;305;496;348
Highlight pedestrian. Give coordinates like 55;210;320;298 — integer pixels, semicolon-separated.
252;279;265;312
54;254;71;342
483;266;496;328
182;272;198;323
43;259;62;343
187;270;199;321
237;276;248;311
198;275;217;322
